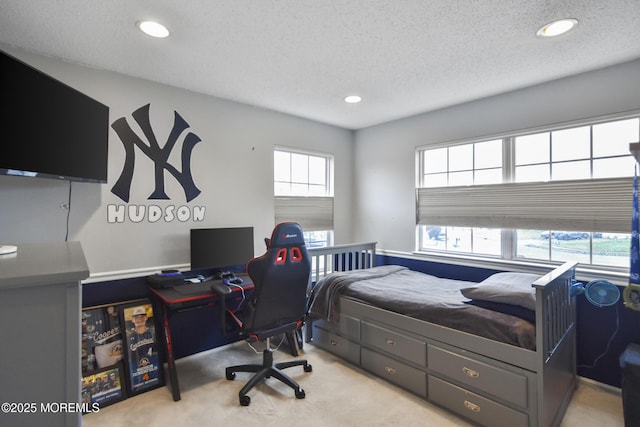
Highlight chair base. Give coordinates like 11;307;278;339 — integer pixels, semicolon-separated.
226;348;312;406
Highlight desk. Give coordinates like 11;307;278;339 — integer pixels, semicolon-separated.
148;276;254;401
0;242;88;427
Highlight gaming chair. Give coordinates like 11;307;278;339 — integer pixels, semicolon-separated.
222;222;312;406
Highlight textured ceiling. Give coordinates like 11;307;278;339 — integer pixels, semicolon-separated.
1;0;639;130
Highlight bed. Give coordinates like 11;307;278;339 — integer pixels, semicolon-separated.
305;242;577;427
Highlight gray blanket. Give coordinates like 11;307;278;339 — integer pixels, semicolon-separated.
308;265;536;350
308;265;408;322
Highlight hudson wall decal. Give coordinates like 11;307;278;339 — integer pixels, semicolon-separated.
107;104;206;224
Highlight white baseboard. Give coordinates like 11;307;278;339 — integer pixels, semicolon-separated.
82;263;190;283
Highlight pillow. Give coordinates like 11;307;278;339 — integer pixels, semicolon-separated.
463;300;535;323
460;272;541;311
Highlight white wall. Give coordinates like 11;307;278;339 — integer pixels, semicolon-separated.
353;59;640;252
0;45;354;277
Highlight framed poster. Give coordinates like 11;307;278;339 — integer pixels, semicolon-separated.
81;363;126;409
121;300;164;395
82;304;124;373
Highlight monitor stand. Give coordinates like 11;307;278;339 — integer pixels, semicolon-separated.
0;245;18;255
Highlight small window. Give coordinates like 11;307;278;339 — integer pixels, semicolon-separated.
274;148;334;248
274;149;333;197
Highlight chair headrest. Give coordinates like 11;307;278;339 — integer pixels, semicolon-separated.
268;222;305;248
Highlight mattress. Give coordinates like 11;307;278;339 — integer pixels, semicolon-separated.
308;265;536;350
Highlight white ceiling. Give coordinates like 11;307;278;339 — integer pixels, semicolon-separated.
1;0;639;130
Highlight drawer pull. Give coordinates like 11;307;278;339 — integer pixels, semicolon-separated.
330;340;338;346
385;338;395;346
463;366;479;378
464;400;481;412
385;366;396;375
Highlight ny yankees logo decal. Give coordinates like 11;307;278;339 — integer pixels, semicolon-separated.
110;103;202;203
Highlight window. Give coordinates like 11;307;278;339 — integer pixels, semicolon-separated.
514;120;638;182
418;139;504;257
416;116;640;268
274;150;332;196
420;226;501;256
420;139;503;187
274;148;334;248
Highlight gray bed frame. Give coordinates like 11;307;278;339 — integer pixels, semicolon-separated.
306;242;577;427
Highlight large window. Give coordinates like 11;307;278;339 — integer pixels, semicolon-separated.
274;148;334;248
514;119;638;182
417;116;640;268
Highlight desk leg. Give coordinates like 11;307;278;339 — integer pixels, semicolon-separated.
160;305;181;401
285;331;300;357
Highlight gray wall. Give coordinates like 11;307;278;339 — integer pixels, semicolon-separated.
353;59;640;252
2;44;639;276
0;46;355;277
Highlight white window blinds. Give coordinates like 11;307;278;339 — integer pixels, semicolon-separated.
275;196;334;231
416;177;633;233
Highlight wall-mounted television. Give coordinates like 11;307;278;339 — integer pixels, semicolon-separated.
0;49;109;183
190;227;255;272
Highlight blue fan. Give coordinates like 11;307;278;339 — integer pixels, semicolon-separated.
570;280;620;307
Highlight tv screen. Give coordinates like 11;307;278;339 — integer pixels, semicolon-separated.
0;50;109;183
190;227;255;271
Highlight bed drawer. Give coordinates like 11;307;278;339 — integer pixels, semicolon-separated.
428;344;528;408
361;322;426;368
361;348;427;397
429;376;528;427
312;323;360;365
313;315;360;341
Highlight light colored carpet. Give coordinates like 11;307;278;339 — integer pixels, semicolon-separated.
83;341;624;427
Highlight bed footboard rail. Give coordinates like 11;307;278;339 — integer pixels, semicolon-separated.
533;260;577;427
308;242;377;284
533;261;577;360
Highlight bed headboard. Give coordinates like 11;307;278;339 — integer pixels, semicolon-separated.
307;242;377;284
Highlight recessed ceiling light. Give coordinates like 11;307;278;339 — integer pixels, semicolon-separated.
137;20;170;38
344;95;362;104
536;18;578;37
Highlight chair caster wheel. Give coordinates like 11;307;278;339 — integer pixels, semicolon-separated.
226;370;236;380
304;363;313;372
295;388;305;399
240;395;251;406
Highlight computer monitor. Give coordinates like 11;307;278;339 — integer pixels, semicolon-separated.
190;227;254;272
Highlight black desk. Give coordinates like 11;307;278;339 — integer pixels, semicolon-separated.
148;276;254;401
